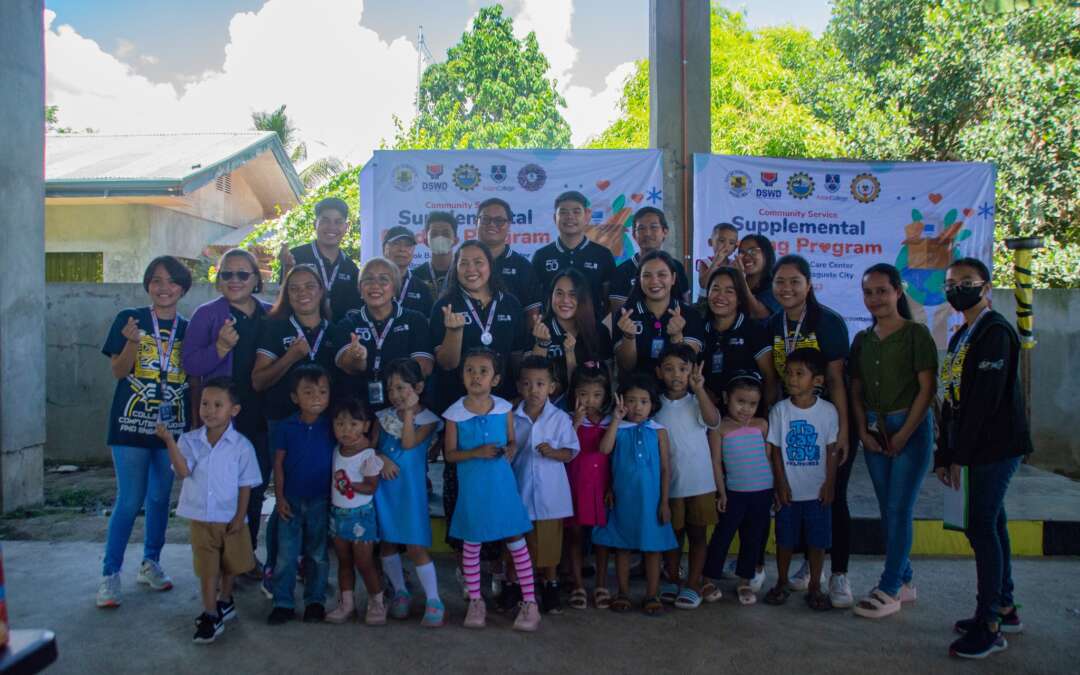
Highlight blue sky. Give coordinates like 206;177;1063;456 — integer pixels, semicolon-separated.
43;0;834;160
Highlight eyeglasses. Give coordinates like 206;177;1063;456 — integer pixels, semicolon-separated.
740;247;762;257
943;280;986;291
218;271;253;282
479;216;509;227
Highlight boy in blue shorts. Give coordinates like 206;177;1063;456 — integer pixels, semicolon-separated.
267;364;335;625
764;348;838;611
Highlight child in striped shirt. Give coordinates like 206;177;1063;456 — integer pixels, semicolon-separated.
703;372;776;605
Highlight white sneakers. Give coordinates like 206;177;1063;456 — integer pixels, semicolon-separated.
96;573;121;608
828;573;854;608
136;559;174;591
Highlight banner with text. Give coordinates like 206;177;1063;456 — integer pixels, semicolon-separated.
692;154;996;347
360;149;664;267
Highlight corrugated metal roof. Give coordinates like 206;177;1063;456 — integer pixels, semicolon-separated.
45;131;304;199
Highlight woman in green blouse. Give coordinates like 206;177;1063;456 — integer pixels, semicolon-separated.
849;263;938;620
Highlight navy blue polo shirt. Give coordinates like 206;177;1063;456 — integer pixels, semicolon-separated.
615;299;705;375
494;247;543;314
531;237;616;318
701;312;772;394
535;316;614;368
271;413;334;500
609;253;692;307
396;269;435;318
412;261;451;300
767;304;850;397
430;291;529;412
285;242;362;320
329;302;433;408
255;316;340;421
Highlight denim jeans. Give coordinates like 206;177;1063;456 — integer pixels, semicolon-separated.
272;495;329;609
102;445;174;576
864;410;933;596
966;456;1020;623
703;489;773;580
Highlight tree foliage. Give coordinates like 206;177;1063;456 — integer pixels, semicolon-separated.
393;4;571;149
252;104;347;189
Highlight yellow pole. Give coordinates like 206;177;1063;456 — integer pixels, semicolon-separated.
1004;236;1043;427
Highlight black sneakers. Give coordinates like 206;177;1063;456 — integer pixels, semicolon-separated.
302;603;326;623
541;581;562;614
217;597;237;622
266;606;295;625
955;608;1023;635
950;624;1008;659
193;612;224;644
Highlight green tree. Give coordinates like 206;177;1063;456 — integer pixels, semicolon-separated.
393;4;571;149
252;104;346;189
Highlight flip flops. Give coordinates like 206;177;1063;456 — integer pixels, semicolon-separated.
702;582;723;603
643;596;664;616
568;587;588;610
610;593;632;613
806;590;833;612
674;587;703;610
737;583;757;606
659;582;680;604
593;587;612;610
764;585;791;606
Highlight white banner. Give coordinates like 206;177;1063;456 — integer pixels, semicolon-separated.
692;154;996;347
360;149;664;267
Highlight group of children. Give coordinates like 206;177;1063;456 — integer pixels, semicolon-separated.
163;333;843;643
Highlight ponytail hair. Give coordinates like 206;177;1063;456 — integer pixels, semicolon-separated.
862;263;912;322
772;254;821;328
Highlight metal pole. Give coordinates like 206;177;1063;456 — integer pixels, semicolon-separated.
1004;235;1043;427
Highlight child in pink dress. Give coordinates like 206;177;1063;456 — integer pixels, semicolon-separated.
565;366;613;610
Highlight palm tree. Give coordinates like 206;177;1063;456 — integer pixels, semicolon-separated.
252;104;345;189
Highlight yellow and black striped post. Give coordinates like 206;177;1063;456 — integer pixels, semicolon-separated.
1004;236;1043;425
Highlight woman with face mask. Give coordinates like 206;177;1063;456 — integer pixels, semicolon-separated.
933;257;1032;660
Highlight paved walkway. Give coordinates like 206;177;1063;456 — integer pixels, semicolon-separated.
4;541;1078;674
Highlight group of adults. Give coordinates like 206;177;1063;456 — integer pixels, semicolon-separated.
100;191;1030;656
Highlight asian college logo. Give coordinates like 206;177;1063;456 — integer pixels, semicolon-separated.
452;164;482;191
490;165;507;183
544;259;559;272
824;173;841;193
726;170;751;198
787;172;815;200
850;173;881;203
392;164;417;191
355;327;373;341
760;171;778;186
518;163;547;192
425;164;444;180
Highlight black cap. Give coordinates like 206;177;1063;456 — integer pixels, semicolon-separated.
382;226;417;246
314;197;349;219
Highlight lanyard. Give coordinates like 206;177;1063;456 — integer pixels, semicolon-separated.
289;316;327;361
427;262;447;295
461;292;498;339
946;307;990;404
310;242;341;290
782;309;806;355
360;306;396;354
149;308;178;386
397;271;412;304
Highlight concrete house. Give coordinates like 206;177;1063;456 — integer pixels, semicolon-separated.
45;131;303;281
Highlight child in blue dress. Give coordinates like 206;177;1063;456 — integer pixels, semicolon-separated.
592;372;677;616
374;358;445;627
442;347;540;632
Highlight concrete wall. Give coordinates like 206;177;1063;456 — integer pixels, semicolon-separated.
46;203;231;281
44;284;1080;473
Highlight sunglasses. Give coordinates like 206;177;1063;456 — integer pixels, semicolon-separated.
218;271;253;282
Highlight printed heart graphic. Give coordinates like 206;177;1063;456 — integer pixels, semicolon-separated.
596;179;611;191
963;208;973;217
630;193;644;203
928;193;943;204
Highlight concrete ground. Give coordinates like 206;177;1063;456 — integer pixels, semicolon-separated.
4;541;1079;674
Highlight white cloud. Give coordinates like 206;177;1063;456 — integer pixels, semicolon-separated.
113;38;136;58
139;54;160;65
510;0;634;146
44;1;417;165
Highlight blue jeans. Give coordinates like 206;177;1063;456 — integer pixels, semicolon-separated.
864;410;933;596
102;445;174;576
966;456;1020;623
703;489;773;580
272;495;329;609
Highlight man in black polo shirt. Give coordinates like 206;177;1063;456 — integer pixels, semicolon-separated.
476;197;543;330
531;190;616;320
382;225;435;318
277;197;361;319
608;206;691;316
411;211;459;301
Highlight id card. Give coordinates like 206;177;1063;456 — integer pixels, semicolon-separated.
650;338;665;359
711;350;724;373
368;380;385;406
157;402;174;423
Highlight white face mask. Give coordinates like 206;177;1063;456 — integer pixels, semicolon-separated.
429;236;454;255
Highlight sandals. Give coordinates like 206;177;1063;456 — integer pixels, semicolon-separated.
674;587;702;610
610;593;632;613
643;595;664;616
853;588;901;619
702;582;723;603
737;583;757;606
805;590;833;612
569;587;588;610
764;585;791;606
659;582;680;604
593;587;612;610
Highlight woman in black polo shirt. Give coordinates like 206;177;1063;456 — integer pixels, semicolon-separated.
531;268;613;403
614;250;704;376
699;266;777;407
768;254;854;608
332;257;433;410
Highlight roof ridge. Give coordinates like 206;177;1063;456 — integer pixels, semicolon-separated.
46;131;270;138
